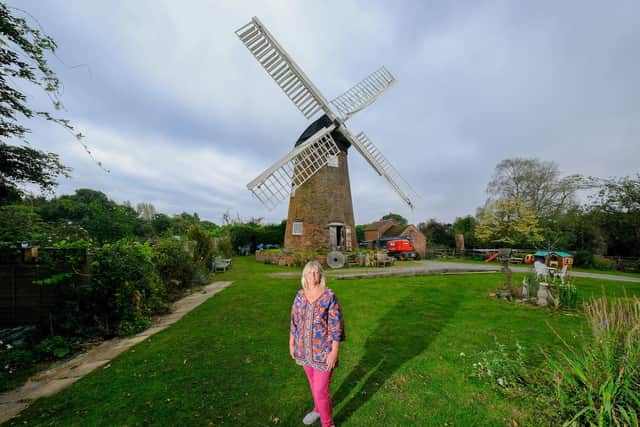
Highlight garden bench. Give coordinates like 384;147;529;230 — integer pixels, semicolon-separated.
213;256;232;272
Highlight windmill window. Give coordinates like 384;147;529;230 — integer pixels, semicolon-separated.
327;154;339;168
292;222;303;235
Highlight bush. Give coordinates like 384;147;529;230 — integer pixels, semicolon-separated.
153;236;195;289
573;250;593;268
89;239;168;337
592;255;616;271
544;293;640;426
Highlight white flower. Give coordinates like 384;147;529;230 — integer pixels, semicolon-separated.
459;352;465;357
497;377;505;387
487;368;492;376
6;344;12;350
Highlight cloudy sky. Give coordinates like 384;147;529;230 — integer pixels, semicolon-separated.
8;0;640;226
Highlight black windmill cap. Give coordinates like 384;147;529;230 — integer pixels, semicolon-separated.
294;114;351;152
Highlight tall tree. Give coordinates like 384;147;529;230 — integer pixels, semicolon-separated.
418;219;453;247
0;3;85;203
475;198;543;247
487;158;584;218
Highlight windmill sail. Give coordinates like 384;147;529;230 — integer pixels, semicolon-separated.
347;131;418;209
236;17;334;120
330;67;396;120
247;125;341;210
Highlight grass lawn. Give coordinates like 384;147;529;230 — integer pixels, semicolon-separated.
6;257;640;426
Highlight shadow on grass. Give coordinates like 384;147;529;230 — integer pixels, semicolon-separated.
333;285;461;424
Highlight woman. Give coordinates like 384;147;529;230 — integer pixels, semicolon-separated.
290;260;345;427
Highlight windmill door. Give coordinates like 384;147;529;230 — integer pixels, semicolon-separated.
328;224;344;250
345;227;352;251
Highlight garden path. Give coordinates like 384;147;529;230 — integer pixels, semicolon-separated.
0;281;232;424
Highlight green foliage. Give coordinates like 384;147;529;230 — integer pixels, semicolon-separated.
152;236;195;290
214;235;233;258
187;224;213;267
475;198;543;246
90;239;167;336
34;335;78;360
452;215;478;248
355;224;366;242
0;204;47;243
544;294;640;426
38;189;141;244
418;218;454;247
556;283;578;309
574;250;594;268
381;212;408;226
588;174;640;257
593;255;616;271
0;3;82;202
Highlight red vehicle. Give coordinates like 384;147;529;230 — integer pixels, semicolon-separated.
386;239;420;260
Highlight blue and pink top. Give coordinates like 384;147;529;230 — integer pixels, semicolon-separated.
290;288;345;371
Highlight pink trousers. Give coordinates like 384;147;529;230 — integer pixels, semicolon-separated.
303;365;333;427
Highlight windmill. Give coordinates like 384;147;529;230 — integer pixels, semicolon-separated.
236;17;417;257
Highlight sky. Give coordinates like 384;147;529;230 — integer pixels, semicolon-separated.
7;0;640;226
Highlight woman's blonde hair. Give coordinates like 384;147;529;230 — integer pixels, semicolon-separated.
301;260;326;290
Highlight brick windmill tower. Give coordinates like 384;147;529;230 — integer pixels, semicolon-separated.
236;17;416;259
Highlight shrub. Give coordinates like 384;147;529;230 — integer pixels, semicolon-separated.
573;250;593;268
89;239;168;336
152;236;195;289
544;293;640;426
592;255;616;271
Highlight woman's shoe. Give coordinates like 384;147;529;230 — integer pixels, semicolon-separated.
302;411;320;425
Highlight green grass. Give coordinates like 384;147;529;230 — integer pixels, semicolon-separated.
5;258;640;426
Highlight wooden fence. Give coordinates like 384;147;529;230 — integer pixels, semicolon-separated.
0;248;87;327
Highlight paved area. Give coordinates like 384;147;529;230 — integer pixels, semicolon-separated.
271;260;640;282
0;281;232;425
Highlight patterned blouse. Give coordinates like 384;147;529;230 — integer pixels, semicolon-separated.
290;288;345;371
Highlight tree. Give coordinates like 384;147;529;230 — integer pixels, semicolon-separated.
418;219;453;247
475;198;543;246
0;3;83;202
452;215;478;248
487;158;584;218
589;174;640;256
381;212;408;226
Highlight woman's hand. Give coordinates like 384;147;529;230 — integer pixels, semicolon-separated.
289;337;295;359
326;349;339;369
